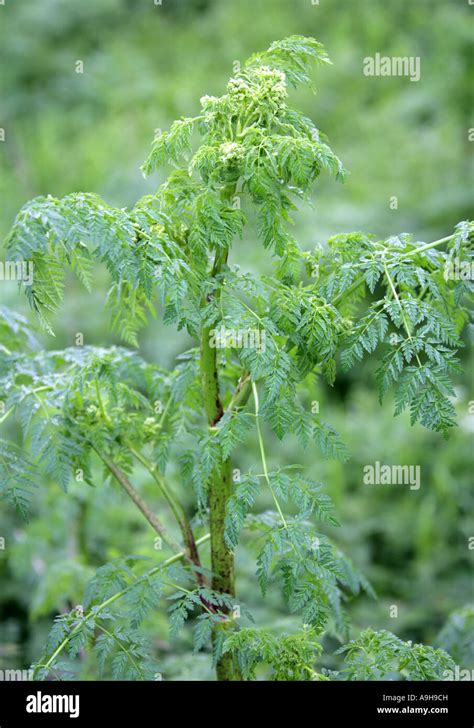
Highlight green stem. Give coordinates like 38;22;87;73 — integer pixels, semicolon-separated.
128;445;207;586
200;323;224;427
95;379;111;425
200;247;241;681
404;234;453;257
251;382;287;528
0;406;14;425
128;446;186;531
383;263;423;368
157;397;172;428
93;446;183;555
228;370;252;412
208;453;238;679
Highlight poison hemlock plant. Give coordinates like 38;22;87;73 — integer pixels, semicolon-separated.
1;36;472;681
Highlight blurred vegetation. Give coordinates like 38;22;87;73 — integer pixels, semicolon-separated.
0;0;472;679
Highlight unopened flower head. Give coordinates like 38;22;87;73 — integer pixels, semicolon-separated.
219;142;245;165
253;66;288;104
200;95;220;109
227;78;251;98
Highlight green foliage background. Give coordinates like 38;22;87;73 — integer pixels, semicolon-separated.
0;0;472;679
